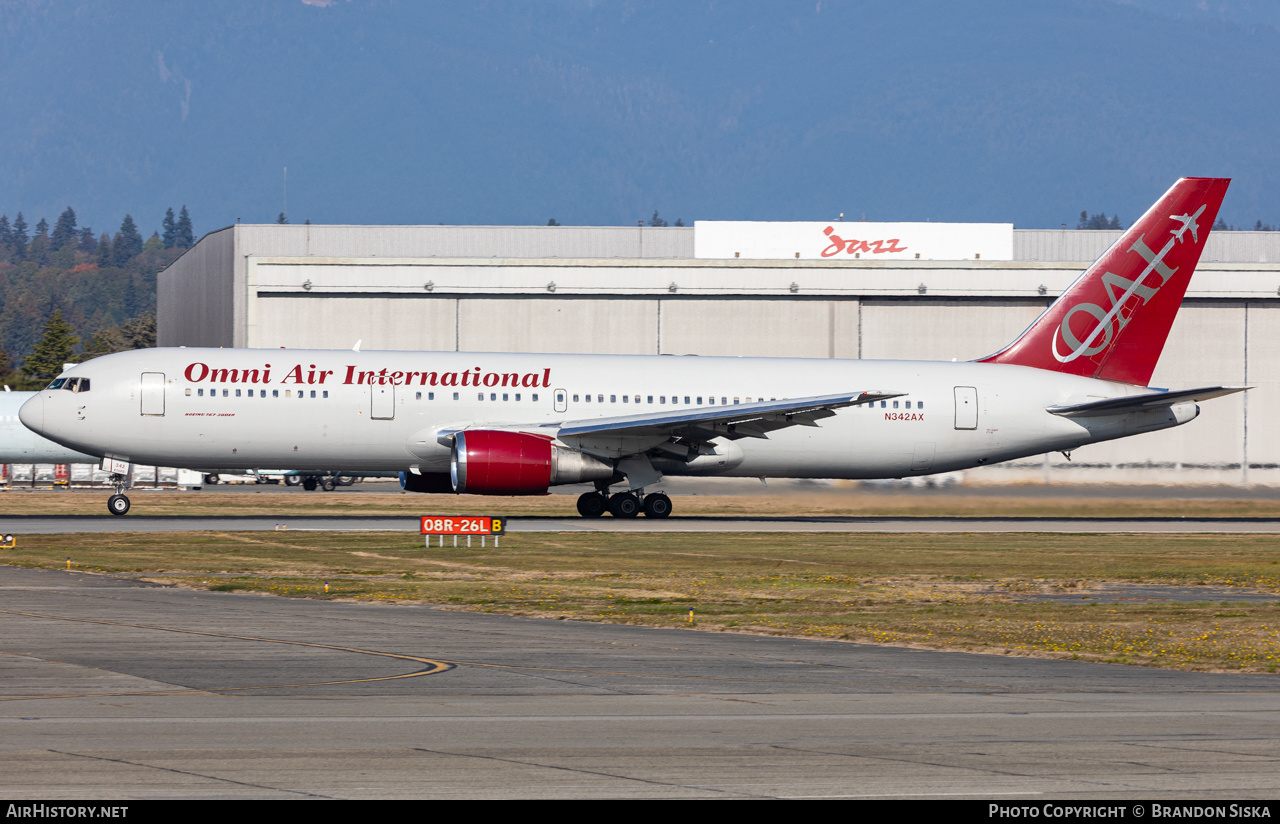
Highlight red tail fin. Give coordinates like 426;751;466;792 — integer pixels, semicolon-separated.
979;177;1229;386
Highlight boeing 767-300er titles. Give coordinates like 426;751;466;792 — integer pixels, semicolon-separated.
20;178;1245;517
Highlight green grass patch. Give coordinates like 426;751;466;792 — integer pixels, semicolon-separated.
5;530;1280;672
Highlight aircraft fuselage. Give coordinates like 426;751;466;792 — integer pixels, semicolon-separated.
20;348;1194;481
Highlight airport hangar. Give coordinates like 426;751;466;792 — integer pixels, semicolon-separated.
157;221;1280;487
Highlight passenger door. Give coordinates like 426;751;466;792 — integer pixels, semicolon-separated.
140;372;165;416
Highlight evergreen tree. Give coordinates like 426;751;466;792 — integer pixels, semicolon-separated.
11;212;28;260
21;310;79;384
174;205;194;248
162;207;177;249
0;215;11;261
277;212;289;224
119;313;156;349
80;324;126;360
143;232;162;252
647;211;668;227
77;226;96;253
113;214;143;265
94;233;112;267
81;313;155;360
547;218;560;226
674;218;685;227
1076;211;1123;230
29;218;50;266
51;207;77;250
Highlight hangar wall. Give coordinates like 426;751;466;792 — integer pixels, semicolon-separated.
159;224;1280;486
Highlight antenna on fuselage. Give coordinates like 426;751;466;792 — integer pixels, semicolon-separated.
353;339;362;352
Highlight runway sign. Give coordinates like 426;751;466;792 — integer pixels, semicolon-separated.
420;516;505;536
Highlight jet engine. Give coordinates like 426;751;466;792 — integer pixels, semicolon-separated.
450;430;614;494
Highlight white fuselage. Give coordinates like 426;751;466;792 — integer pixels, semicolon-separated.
20;348;1195;483
0;391;99;464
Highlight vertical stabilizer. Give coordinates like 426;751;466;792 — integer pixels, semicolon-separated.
979;177;1229;386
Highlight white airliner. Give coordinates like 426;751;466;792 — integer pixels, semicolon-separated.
0;388;98;464
20;178;1243;517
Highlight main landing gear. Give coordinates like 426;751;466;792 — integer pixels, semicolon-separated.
106;473;130;516
575;490;672;519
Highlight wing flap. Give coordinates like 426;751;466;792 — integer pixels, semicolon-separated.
1047;386;1247;417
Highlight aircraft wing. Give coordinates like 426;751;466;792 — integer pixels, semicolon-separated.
543;391;901;459
432;391;903;462
1046;386;1247;418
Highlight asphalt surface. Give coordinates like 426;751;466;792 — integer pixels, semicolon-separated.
2;565;1279;799
8;513;1280;533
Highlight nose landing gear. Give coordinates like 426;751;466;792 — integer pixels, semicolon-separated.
106;473;130;516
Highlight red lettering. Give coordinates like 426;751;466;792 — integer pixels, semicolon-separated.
184;362;209;382
821;226;844;257
541;368;551;388
482;372;499;387
284;365;305;384
820;226;908;257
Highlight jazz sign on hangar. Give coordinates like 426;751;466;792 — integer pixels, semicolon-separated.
421;515;505;547
693;220;1014;261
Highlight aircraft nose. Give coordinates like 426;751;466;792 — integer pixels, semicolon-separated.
18;393;44;434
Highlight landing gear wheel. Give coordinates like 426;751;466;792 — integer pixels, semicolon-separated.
204;474;220;485
335;475;355;486
642;492;672;519
321;478;336;492
284;475;302;486
576;491;607;518
302;477;318;491
107;494;131;516
608;492;641;518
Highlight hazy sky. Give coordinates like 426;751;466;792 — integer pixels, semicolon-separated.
2;0;1278;239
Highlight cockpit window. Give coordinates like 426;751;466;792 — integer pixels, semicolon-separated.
73;378;89;392
64;378;80;391
47;378;67;389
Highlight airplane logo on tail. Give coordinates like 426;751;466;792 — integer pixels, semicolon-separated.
1170;204;1206;245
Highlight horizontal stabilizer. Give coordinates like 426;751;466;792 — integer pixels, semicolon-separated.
1046;386;1247;417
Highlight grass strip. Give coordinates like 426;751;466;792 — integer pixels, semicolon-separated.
5;530;1280;673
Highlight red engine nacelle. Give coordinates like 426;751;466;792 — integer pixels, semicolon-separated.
451;430;554;494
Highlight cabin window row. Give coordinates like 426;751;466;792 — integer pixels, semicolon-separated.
185;388;330;398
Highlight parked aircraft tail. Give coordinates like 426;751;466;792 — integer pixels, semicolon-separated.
979;177;1230;386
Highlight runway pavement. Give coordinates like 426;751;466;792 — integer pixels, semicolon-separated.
7;513;1280;533
2;565;1279;799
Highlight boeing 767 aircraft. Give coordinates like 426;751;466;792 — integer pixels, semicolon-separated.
20;178;1243;516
